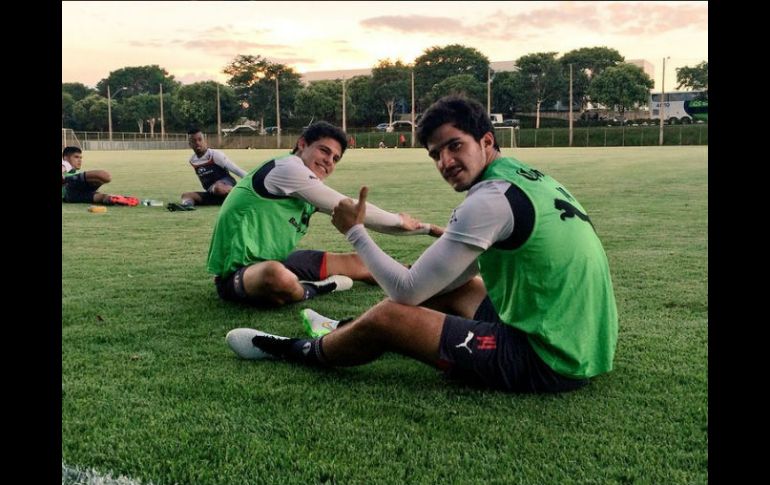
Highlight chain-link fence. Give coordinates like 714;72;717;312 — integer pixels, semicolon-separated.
67;124;707;151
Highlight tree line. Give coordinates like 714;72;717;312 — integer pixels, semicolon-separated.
62;45;708;133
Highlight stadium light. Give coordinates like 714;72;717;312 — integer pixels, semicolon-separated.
107;85;127;142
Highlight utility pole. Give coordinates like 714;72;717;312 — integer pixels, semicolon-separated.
487;67;491;115
342;76;346;133
275;75;281;149
107;85;113;142
564;64;568;147
659;56;669;146
411;69;416;148
159;83;165;141
216;84;222;147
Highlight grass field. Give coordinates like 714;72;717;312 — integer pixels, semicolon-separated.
62;146;708;485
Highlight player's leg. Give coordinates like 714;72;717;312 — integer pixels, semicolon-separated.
216;259;349;307
83;170;111;188
324;252;377;284
168;191;202;211
229;299;446;367
320;300;446;366
420;275;488;319
195;191;227;207
208;177;237;197
181;191;203;206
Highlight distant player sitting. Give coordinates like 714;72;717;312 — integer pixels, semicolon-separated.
167;128;248;211
61;146;139;206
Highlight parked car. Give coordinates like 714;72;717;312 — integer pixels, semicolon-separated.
493;119;520;128
375;123;390;132
222;125;257;135
389;120;414;131
263;126;279;135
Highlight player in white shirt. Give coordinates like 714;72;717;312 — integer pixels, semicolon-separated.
167;128;248;211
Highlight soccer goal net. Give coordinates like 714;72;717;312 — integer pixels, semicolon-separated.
494;126;518;149
62;128;81;150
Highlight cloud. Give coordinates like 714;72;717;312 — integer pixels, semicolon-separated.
360;15;462;34
605;2;708;35
484;1;706;37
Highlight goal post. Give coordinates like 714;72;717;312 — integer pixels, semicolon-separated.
494;126;516;149
62;128;81;150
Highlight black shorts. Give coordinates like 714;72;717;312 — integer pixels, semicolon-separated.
62;172;96;203
438;297;589;393
198;176;237;205
213;250;326;306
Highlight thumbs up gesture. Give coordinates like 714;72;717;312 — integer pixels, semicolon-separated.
332;186;368;234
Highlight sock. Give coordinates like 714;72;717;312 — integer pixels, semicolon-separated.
301;283;319;300
251;335;327;366
300;280;338;300
181;199;194;207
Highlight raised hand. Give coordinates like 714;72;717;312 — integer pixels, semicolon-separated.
332;186;368;234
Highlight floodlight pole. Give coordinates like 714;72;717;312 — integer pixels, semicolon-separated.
107;85;127;142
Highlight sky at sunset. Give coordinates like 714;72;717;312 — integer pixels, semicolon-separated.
62;1;707;92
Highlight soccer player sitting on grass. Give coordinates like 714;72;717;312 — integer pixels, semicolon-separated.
167;127;248;211
61;146;139;206
207;121;440;307
226;97;618;393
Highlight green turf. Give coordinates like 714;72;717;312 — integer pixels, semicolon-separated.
62;146;708;485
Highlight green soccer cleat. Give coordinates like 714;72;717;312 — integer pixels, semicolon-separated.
301;308;341;338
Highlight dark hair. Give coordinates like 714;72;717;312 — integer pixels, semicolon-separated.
62;146;82;157
292;121;348;155
187;127;202;136
416;96;499;151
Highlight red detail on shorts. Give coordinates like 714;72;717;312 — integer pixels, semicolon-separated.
319;252;328;279
476;335;497;350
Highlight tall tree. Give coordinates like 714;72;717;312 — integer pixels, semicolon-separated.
346;75;382;126
223;55;302;130
413;45;489;111
294;80;345;124
370;59;410;125
515;52;566;128
426;74;486;106
62;82;96;101
491;71;528;117
676;61;708;99
71;94;110;132
169;81;239;131
559;47;624;112
588;63;654;119
95;65;180;98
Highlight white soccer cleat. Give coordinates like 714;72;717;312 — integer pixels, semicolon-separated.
301;308;340;338
299;274;354;293
226;328;288;360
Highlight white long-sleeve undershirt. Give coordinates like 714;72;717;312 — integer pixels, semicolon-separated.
264;155;429;235
343;179;516;304
346;224;482;304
